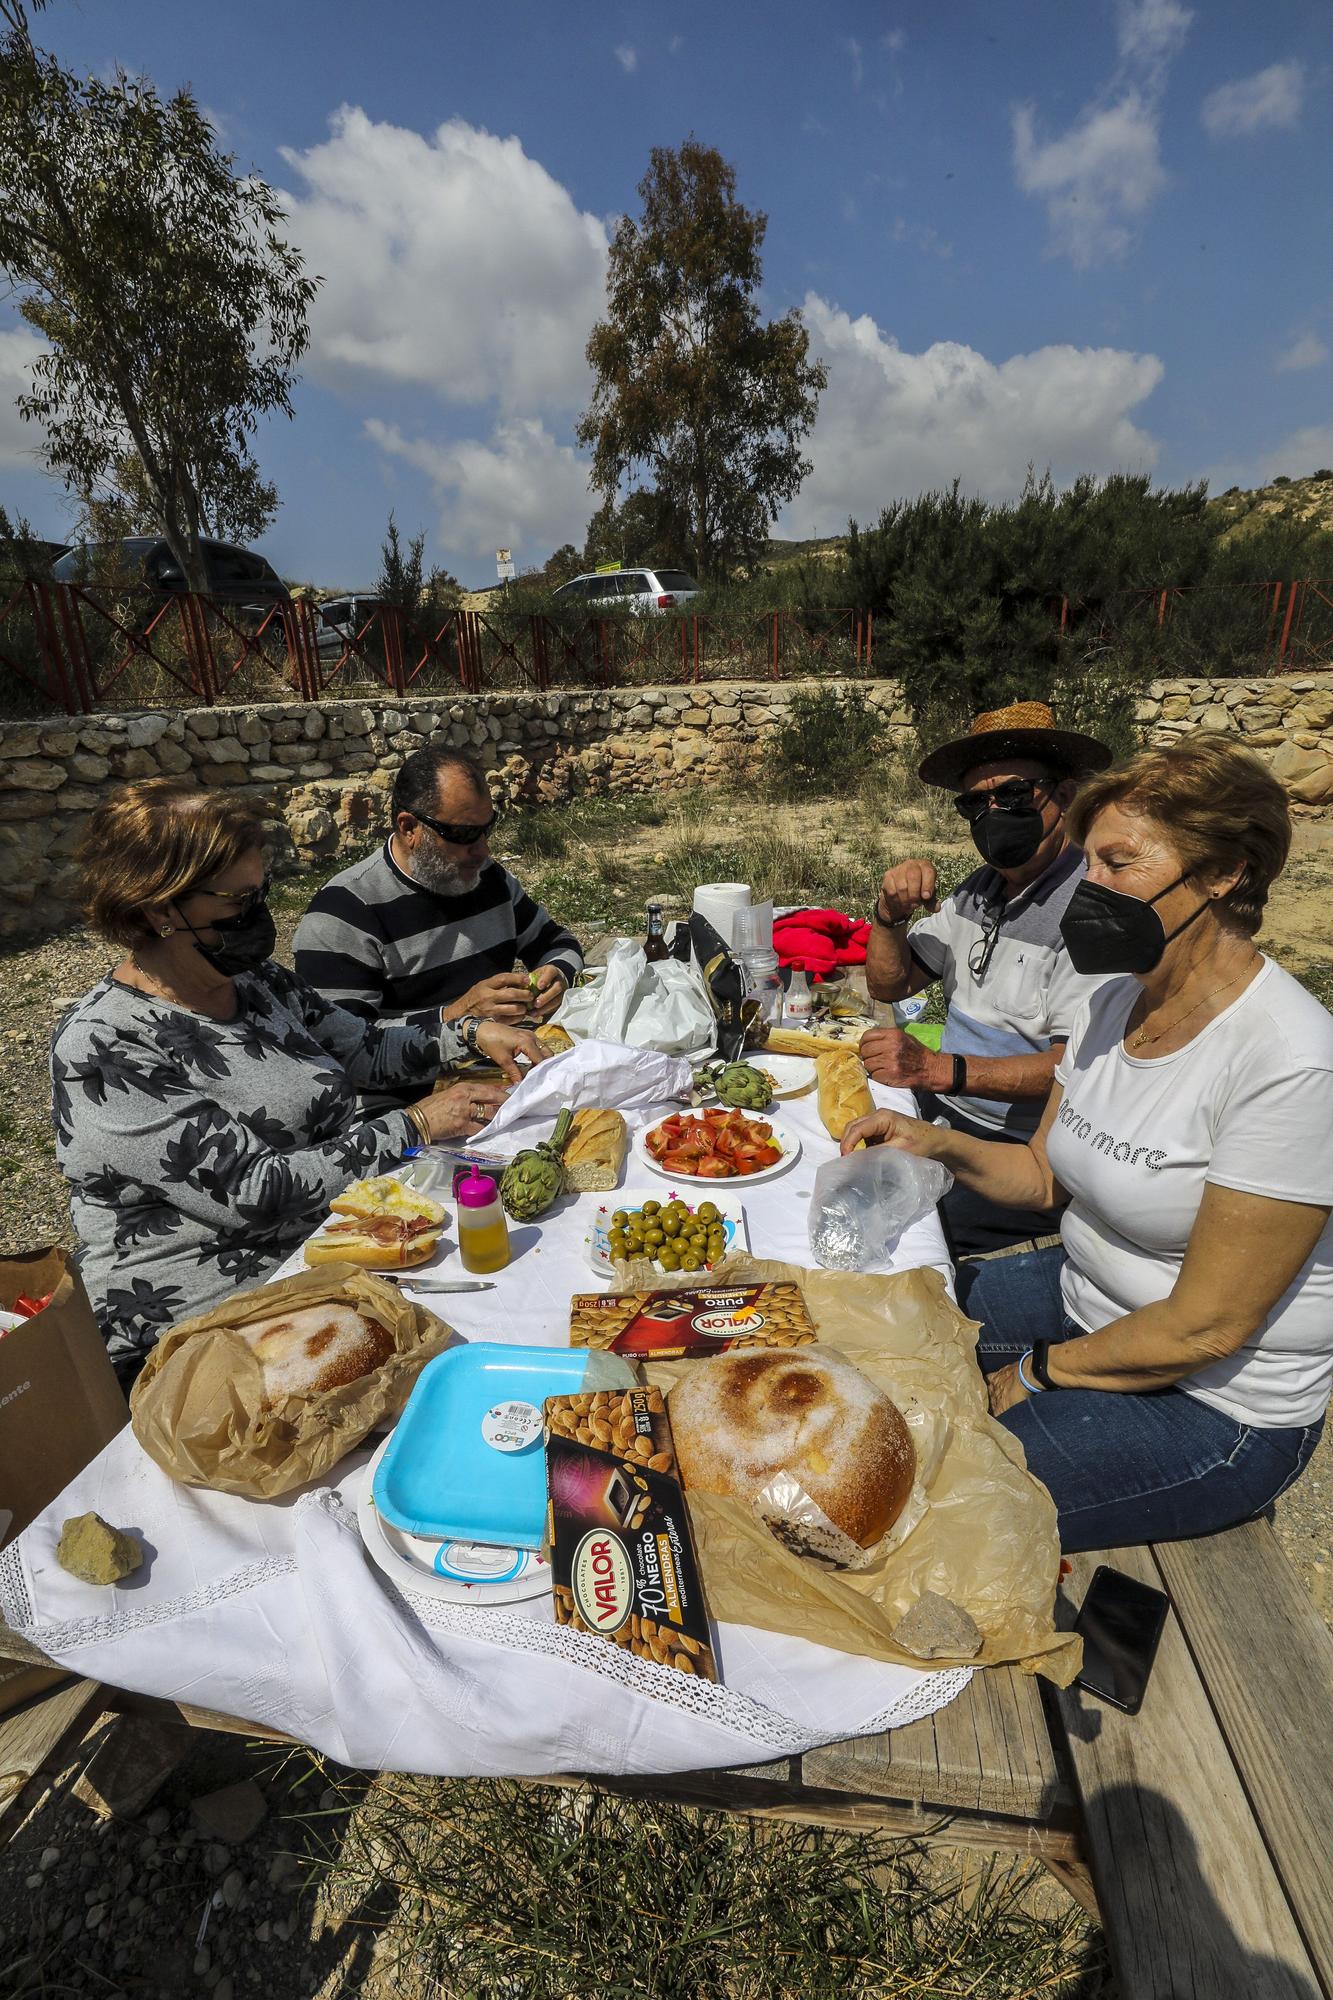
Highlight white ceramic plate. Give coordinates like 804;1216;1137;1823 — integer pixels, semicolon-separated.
584;1187;748;1280
748;1053;817;1099
634;1115;801;1188
357;1435;552;1605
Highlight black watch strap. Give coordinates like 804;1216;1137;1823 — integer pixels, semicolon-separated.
950;1053;967;1095
873;897;910;931
1029;1340;1060;1391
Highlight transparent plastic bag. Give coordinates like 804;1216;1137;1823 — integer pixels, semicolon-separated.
808;1147;953;1271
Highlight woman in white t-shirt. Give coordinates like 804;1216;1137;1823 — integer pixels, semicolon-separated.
842;737;1331;1551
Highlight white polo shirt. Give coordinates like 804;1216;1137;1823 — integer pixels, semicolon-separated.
1050;960;1333;1429
908;845;1108;1137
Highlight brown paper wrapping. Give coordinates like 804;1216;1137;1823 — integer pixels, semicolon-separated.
638;1253;1081;1686
129;1265;453;1498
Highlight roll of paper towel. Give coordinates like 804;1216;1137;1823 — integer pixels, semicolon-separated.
692;882;751;945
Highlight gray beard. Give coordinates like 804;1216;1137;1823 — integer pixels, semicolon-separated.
409;846;486;898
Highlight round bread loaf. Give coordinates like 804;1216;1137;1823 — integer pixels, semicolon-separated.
236;1303;394;1405
668;1348;914;1552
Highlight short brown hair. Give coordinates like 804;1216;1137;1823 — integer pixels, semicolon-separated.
79;779;267;949
1067;737;1291;937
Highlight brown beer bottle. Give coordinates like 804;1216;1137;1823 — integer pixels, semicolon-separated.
643;902;669;963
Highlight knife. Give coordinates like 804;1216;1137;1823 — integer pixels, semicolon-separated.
383;1277;497;1294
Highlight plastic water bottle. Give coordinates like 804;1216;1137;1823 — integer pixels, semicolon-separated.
784;963;814;1027
738;943;784;1027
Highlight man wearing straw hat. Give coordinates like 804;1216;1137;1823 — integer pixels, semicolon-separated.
863;700;1113;1260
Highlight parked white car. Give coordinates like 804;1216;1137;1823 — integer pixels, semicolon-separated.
551;566;699;613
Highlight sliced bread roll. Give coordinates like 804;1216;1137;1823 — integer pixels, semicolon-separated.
669;1348;914;1556
815;1050;874;1143
563;1108;628;1193
235;1302;394;1405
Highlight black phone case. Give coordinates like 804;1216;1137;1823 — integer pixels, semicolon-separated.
1073;1564;1169;1714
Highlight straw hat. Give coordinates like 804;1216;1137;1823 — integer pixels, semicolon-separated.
916;700;1113;791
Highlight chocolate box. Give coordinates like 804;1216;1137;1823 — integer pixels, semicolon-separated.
569;1282;815;1359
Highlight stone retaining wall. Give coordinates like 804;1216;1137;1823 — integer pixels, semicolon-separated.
2;672;1330;945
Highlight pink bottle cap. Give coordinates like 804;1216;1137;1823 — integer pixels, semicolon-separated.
457;1170;498;1209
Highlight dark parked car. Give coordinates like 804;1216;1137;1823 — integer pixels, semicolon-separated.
52;536;290;609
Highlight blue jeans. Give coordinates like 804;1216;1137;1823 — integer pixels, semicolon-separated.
955;1246;1324;1553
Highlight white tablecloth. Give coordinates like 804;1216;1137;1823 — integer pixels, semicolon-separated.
0;1065;973;1778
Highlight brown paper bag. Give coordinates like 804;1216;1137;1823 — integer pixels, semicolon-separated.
129;1265;452;1498
641;1254;1081;1686
0;1247;129;1715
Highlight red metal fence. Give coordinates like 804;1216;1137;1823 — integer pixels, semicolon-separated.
0;578;1328;716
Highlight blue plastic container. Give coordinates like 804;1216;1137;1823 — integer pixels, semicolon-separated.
373;1342;625;1550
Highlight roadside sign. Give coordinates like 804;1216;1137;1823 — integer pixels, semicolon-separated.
496;548;516;582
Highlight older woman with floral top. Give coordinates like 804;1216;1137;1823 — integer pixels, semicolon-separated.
53;780;545;1383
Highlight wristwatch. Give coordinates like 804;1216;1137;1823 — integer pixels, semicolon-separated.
458;1014;482;1055
950;1053;967;1095
872;896;910;931
1028;1340;1062;1391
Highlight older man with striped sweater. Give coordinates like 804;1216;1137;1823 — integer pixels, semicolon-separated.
294;748;582;1044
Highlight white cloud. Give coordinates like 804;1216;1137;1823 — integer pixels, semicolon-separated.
1274;332;1329;374
278;109;608;414
882;28;906;55
785;296;1163;533
614;44;638;73
1013;91;1168;266
1013;0;1190;267
366;416;593;563
0;325;46;469
1262;424;1333;481
1201;60;1304;138
1116;0;1192;69
841;36;863;88
667;34;683;55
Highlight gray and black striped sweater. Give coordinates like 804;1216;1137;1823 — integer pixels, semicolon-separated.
293;841;582;1030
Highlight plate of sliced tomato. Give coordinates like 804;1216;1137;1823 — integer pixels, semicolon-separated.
637;1107;801;1185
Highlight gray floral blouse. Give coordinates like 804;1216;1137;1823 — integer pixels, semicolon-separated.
51;959;462;1381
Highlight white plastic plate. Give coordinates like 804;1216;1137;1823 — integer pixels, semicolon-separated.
357;1435;552;1605
634;1114;801;1188
584;1187;748;1279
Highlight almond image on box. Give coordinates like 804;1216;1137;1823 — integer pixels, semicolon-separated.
544;1386;717;1681
569;1283;815;1358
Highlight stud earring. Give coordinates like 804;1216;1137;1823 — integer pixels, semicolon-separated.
160;925;175;937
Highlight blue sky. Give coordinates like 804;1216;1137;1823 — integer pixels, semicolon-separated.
1;0;1330;588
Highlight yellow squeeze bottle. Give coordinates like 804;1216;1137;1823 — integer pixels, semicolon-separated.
456;1170;510;1274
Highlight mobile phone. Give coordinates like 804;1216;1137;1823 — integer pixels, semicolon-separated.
1073;1565;1170;1714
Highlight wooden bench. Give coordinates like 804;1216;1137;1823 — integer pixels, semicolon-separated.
4;1519;1330;1999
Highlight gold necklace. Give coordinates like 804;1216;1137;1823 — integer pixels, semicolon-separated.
1128;957;1258;1051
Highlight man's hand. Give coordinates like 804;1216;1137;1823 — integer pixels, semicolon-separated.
527;965;568;1019
860;1025;952;1093
986;1362;1031;1419
443;972;533;1024
876;860;939;926
840;1108;945;1158
474;1022;548;1082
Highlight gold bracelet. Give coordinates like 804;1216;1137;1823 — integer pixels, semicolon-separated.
405;1104;430;1145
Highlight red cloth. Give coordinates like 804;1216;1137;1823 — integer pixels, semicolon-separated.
772;908;871;980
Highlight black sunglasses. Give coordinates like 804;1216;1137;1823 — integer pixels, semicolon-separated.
411;808;499;846
188;873;271;916
953;777;1052;823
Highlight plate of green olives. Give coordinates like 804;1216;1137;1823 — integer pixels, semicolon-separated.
585;1188;749;1279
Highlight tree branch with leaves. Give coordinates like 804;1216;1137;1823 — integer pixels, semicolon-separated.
0;1;317;589
576;141;826;584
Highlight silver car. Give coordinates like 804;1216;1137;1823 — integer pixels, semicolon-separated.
551;566;699;614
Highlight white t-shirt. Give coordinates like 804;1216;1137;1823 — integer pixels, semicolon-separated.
1049;958;1333;1429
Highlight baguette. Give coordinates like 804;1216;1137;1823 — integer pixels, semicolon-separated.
304;1217;440;1269
815;1049;874;1143
562;1107;628;1193
535;1022;575;1054
761;1025;870;1058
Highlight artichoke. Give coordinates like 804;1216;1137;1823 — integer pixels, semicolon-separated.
499;1107;575;1221
694;1061;775;1112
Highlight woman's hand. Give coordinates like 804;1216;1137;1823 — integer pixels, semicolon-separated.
986;1362;1031;1419
413;1081;510;1143
474;1022;548;1080
840;1109;945;1158
528;966;568;1018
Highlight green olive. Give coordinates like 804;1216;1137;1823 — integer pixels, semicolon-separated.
696;1202;720;1225
608;1230;629;1257
658;1245;681;1271
611;1210;629;1230
680;1249;704;1272
660;1210;682;1238
641;1200;661;1217
644;1227;665;1248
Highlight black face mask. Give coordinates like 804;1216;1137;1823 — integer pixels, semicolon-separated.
1059;871;1207;976
970;803;1047;870
181;896;277;977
